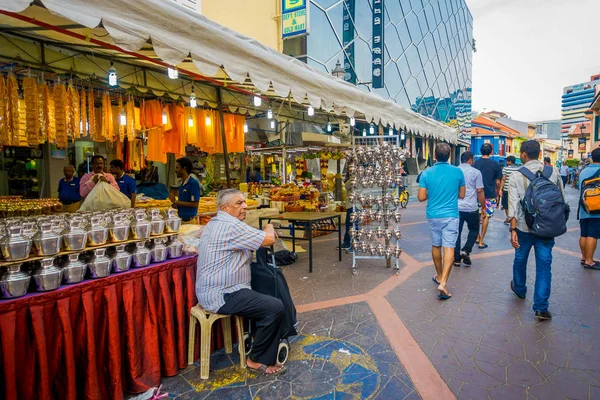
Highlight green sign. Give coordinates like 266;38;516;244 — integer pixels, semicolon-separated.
282;0;309;39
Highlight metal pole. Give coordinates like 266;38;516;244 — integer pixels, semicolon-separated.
216;88;232;188
282;147;287;184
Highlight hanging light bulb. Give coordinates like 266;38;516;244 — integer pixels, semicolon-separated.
162;109;168;125
400;131;406;140
243;122;248;133
108;62;117;86
327;122;332;132
119;109;127;126
270;120;275;129
350;117;355;126
188;114;194;127
362;129;367;137
205;114;211;126
253;96;262;107
369;124;375;135
307;106;315;116
189;87;197;108
267;108;273;119
167;67;178;79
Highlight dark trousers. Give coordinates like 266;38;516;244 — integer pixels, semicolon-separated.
218;289;283;366
454;210;480;260
342;207;355;247
561;175;568;187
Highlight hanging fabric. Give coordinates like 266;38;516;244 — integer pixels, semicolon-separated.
125;99;136;140
101;92;114;142
68;85;80;139
53;83;68;148
80;88;87;138
0;75;6;145
23;78;40;146
88;90;97;139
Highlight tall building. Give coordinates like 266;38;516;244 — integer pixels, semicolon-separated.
283;0;474;138
561;74;600;137
534;120;562;140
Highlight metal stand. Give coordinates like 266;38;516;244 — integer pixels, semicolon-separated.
350;135;402;275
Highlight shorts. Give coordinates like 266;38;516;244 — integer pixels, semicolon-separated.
482;198;497;218
501;191;508;211
580;218;600;239
427;217;459;248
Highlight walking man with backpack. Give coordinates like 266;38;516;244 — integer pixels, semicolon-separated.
578;147;600;270
507;140;568;320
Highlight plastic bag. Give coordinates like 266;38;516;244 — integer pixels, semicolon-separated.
178;224;205;254
80;181;131;211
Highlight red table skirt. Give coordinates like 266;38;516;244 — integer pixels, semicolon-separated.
0;255;203;400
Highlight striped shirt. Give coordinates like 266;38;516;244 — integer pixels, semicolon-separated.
502;165;520;192
196;211;267;312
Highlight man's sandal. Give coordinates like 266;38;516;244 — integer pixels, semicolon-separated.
248;364;287;376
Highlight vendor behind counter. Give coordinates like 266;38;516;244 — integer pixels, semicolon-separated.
169;158;201;224
58;165;81;213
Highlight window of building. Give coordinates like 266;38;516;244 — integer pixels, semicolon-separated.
595;115;600;142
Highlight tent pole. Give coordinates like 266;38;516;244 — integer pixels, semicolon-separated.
217;88;232;188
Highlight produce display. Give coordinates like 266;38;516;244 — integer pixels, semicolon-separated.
134;199;173;209
0;208;183;299
269;184;319;202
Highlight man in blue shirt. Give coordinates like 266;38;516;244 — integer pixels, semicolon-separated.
58;165;81;213
170;157;201;223
109;159;136;208
579;147;600;270
418;143;466;300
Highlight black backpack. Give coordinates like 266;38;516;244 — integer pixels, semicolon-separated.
519;166;569;238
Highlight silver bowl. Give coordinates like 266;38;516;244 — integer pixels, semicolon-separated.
0;226;33;261
62;221;88;251
168;241;183;259
150;220;165;236
32;258;63;292
131;221;151;240
88;249;111;279
62;254;87;284
165;217;181;233
152;239;168;263
112;245;132;273
0;264;31;299
32;223;61;257
133;244;152;268
109;225;129;243
87;226;109;247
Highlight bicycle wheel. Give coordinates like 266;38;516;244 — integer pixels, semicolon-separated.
400;191;409;208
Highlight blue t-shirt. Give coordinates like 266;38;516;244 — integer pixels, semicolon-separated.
178;176;201;220
579;164;600;219
58;177;81;203
419;162;465;219
116;174;136;199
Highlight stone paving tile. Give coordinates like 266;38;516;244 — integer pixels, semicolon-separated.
165;302;420;399
387;187;600;400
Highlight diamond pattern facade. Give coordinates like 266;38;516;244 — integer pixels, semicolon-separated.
290;0;473;138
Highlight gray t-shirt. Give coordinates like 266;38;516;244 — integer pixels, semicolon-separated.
458;163;484;212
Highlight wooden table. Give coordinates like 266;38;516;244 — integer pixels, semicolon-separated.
259;212;342;273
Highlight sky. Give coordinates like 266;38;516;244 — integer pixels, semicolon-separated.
465;0;600;122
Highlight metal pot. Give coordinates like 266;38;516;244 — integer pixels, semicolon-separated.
112;245;132;273
133;241;152;267
130;214;151;240
108;215;129;243
88;248;111;279
0;226;33;261
151;238;168;263
32;223;62;256
167;235;183;259
62;220;88;251
32;257;63;292
62;253;87;284
165;209;181;233
0;263;31;299
149;209;165;236
87;217;109;247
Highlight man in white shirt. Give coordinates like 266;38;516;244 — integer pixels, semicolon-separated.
560;163;569;187
454;151;485;266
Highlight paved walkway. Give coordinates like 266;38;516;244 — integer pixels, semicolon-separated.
157;187;599;399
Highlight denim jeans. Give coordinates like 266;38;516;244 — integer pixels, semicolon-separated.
454;211;479;260
512;230;554;312
342;207;356;247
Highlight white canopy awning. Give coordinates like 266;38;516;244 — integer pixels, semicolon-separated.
0;0;459;143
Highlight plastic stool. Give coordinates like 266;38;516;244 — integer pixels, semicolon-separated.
188;304;246;379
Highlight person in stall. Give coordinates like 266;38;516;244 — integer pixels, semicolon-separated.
58;165;81;213
79;155;119;198
109;159;137;208
249;167;263;183
169;157;201;224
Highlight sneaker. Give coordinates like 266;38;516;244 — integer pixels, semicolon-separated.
453;260;461;267
337;245;351;250
510;281;526;299
345;248;354;254
461;251;472;266
535;311;552;320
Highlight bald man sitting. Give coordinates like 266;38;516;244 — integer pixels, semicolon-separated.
58;165;81;213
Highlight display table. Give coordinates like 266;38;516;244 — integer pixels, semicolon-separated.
0;256;199;400
259;212;342;273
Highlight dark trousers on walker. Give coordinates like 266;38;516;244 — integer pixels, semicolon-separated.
218;288;283;366
454;210;480;261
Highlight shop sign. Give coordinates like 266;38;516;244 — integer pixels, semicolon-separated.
342;0;356;84
578;137;587;152
371;0;385;89
282;0;309;39
568;149;574;159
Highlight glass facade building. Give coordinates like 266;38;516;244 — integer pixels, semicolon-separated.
284;0;473;139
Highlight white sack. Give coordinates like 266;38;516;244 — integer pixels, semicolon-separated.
79;181;131;211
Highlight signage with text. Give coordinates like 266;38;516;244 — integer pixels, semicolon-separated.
578;137;587;152
372;0;385;88
282;0;309;39
342;0;356;84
